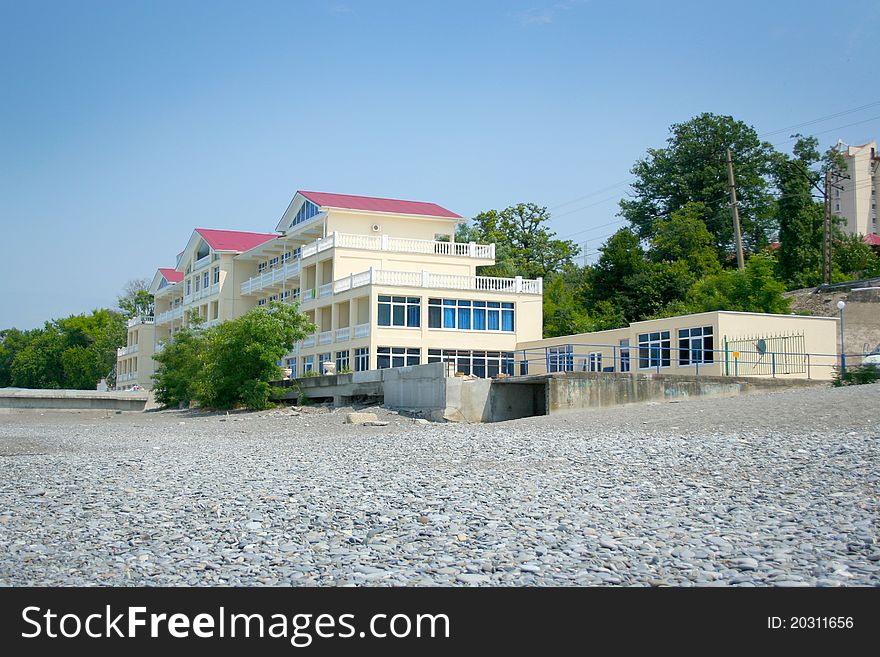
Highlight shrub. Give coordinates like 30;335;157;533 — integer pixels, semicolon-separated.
832;365;880;387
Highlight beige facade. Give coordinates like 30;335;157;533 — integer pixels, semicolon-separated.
236;192;544;376
115;315;156;390
119;191;545;387
516;311;839;380
833;140;879;237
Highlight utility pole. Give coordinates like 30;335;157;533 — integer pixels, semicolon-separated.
822;170;833;286
726;148;745;270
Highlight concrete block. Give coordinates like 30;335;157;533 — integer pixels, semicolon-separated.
345;412;378;424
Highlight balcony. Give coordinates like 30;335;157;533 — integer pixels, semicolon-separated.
334;269;543;295
354;323;370;338
302;335;316;349
318;331;333;345
117;372;138;383
156;307;185;324
127;315;154;328
335;327;350;342
241;260;302;295
318;282;333;298
239;232;496;296
193;254;212;271
116;344;139;357
191;283;219;302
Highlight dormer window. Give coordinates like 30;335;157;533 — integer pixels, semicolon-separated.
292;200;320;228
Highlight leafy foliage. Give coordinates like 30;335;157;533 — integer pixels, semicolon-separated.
686;254;791;314
458;203;579;279
832;365;880;387
152;302;314;410
0;310;126;389
118;278;154;319
620;113;777;256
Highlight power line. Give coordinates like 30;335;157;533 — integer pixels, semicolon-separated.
760;100;880;138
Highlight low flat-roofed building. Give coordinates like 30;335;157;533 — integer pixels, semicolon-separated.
515;311;840;380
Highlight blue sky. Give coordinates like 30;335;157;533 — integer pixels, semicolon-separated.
2;0;879;329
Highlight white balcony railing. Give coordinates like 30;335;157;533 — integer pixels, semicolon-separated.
241;260;302;295
301;288;316;302
117;372;138;383
193;254;212;271
154;342;165;354
335;327;350;342
354;323;370;338
239;232;496;296
183;294;193;305
335;269;543;295
127;315;154;328
116;344;139;357
156;307;185;324
318;282;333;298
302;335;316;349
318;331;333;345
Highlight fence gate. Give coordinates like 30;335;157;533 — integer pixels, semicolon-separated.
724;333;807;376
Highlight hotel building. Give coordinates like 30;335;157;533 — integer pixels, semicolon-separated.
116;191;544;388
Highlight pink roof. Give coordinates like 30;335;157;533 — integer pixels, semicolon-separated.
298;191;461;219
195;228;279;252
158;268;184;283
864;233;880;246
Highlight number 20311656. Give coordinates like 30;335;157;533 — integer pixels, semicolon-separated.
768;617;854;630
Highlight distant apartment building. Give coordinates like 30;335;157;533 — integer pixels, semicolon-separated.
832;140;879;238
116;191;544;388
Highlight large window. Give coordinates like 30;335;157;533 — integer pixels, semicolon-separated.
638;331;671;369
427;299;515;332
377;347;420;369
588;352;602;372
547;345;573;372
213;266;220;284
336;350;350;372
285;358;297;378
202;271;209;289
428;349;514;378
378;296;420;327
354;347;369;372
678;326;714;365
302;355;315;373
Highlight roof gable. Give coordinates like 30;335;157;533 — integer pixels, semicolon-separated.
194;228;279;252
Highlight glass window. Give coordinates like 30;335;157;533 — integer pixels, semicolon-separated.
378;295;420;327
213;267;220;284
620;339;630;373
588;352;602;372
203;271;209;289
335;350;350;372
639;331;670;369
678;326;714;365
428;298;514;332
302;355;314;373
377;347;421;369
354;348;369;372
547;345;573;372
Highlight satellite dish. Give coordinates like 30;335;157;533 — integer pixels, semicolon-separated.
755;339;767;354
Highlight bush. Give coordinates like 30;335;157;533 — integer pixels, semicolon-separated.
832;365;880;387
153;302;314;410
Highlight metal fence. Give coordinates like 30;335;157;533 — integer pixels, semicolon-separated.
723;333;807;376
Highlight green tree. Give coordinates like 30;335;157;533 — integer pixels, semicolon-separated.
197;302;315;410
152;326;207;408
459;203;579;279
620;113;777;256
542;266;591;337
688;253;790;314
834;233;880;279
648;202;722;278
118;278;154;319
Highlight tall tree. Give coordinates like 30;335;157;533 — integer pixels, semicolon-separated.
459;203;579;279
118;278;154;318
620;113;777;256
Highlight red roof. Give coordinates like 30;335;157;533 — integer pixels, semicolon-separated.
864;233;880;246
158;268;184;283
195;228;279;252
298;191;461;219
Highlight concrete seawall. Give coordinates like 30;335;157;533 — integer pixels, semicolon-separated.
274;364;823;423
0;388;149;412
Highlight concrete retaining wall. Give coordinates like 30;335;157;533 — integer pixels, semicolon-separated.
0;388;149;412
